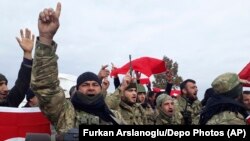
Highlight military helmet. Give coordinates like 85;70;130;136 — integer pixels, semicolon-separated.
137;84;146;93
211;72;242;98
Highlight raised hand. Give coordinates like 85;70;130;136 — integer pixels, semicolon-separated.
111;63;119;77
101;77;110;91
16;28;35;60
239;79;250;85
120;73;133;91
98;65;110;79
38;2;61;45
135;70;141;80
166;70;173;84
111;63;117;71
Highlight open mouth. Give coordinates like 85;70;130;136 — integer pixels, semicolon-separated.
132;96;137;101
193;93;197;97
0;93;7;97
87;94;95;97
167;110;174;116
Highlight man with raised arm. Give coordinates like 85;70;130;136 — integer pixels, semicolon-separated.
0;28;34;107
31;3;126;136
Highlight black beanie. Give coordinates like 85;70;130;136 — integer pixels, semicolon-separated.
0;73;8;84
26;88;35;101
76;72;101;90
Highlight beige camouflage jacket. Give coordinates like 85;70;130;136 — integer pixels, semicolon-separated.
206;111;246;125
31;41;124;134
142;103;156;125
155;110;182;125
174;96;202;125
117;101;147;125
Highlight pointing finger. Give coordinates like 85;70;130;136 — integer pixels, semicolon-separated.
55;2;61;18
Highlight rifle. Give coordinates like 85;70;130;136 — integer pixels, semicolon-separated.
181;99;192;125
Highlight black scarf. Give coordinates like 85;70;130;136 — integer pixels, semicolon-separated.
0;99;7;106
71;92;118;125
141;101;148;108
199;94;248;125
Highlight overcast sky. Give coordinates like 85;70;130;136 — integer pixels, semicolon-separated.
0;0;249;100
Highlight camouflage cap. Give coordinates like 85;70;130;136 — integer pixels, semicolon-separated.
211;72;240;94
137;84;146;93
125;82;137;90
156;94;173;108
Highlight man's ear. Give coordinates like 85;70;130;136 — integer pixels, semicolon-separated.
181;89;187;95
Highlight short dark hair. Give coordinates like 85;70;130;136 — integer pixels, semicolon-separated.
69;85;76;97
180;79;196;90
239;90;250;103
147;91;155;97
0;73;8;85
243;90;250;95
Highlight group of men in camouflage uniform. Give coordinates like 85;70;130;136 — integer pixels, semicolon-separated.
29;2;250;133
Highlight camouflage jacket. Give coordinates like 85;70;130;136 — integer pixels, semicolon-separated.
141;103;157;125
31;41;124;134
174;96;202;125
200;95;247;125
105;89;122;110
118;101;147;125
154;110;181;125
106;89;149;125
206;111;246;125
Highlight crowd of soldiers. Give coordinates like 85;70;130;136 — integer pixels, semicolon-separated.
0;2;250;141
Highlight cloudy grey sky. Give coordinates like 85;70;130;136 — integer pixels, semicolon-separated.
1;0;249;100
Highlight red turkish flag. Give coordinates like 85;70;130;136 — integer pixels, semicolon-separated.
239;62;250;87
152;87;164;93
0;107;51;140
111;57;167;77
139;78;150;84
170;89;181;97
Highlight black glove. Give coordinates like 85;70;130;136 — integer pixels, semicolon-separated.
181;111;192;125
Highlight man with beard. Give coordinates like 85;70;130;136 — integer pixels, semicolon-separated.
175;79;202;125
240;90;250;115
31;3;126;136
116;79;147;125
155;94;181;125
0;28;33;107
136;84;155;125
